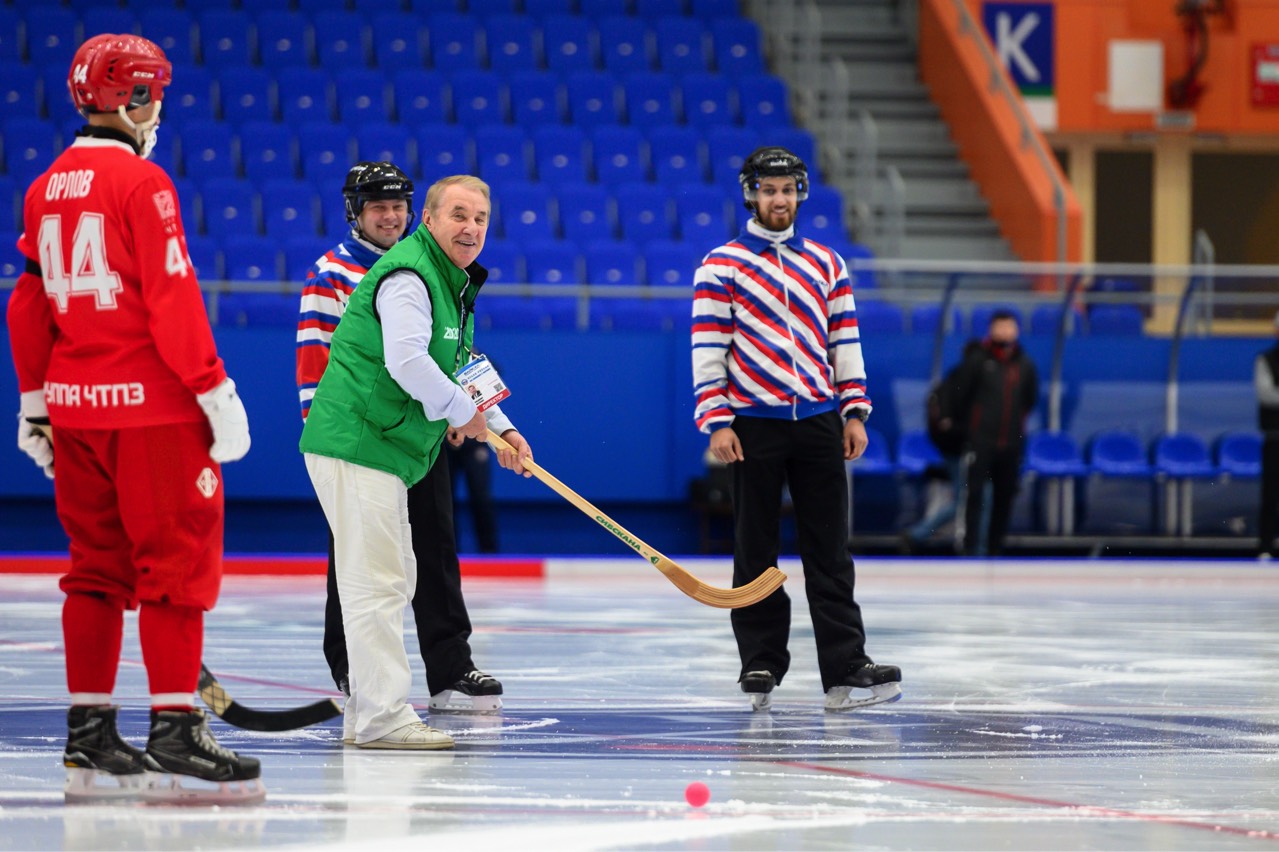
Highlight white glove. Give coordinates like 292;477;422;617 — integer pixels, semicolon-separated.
17;390;53;480
196;378;251;463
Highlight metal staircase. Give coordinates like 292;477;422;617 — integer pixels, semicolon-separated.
747;0;1015;261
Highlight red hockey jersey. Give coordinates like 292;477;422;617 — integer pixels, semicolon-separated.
7;134;226;428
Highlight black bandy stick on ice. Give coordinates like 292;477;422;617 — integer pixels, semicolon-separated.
198;664;342;732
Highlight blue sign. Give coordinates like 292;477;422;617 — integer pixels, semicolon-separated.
982;2;1055;95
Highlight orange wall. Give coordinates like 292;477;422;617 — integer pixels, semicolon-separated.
920;0;1083;262
966;0;1279;133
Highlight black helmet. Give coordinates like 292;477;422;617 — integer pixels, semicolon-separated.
738;146;809;209
342;161;416;234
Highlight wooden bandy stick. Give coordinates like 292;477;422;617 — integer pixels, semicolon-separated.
486;429;786;609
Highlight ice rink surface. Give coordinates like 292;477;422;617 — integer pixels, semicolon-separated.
1;557;1277;851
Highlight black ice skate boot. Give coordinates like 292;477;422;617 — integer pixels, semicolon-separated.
825;662;902;712
143;709;265;804
63;705;151;802
740;670;777;711
430;669;504;714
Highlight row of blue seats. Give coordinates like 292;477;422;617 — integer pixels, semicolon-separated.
2;7;761;77
855;302;1148;337
853;428;1261;482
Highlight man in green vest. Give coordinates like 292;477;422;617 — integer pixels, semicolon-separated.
300;175;533;750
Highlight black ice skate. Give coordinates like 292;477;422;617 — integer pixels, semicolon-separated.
63;705;152;802
740;670;777;711
429;670;503;714
824;663;902;712
143;709;265;804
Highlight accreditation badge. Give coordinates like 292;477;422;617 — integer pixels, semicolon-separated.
454;355;511;412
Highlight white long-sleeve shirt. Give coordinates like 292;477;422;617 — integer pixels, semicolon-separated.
377;269;514;435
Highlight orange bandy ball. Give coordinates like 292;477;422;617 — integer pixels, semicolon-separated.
684;781;711;808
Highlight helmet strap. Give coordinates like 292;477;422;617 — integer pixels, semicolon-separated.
117;100;161;159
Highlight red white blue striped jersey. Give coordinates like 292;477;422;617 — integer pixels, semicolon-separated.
692;219;871;433
296;234;384;418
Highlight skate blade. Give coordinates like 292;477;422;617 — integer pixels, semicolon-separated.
749;692;773;712
140;774;266;806
429;691;503;715
64;767;153;803
824;682;902;713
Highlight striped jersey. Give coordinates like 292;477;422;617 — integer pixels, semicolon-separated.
691;219;871;433
296;233;384;418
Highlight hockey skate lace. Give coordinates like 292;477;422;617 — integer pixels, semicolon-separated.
192;720;237;762
463;671;491;685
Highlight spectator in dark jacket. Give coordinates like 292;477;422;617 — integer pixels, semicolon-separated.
953;310;1038;556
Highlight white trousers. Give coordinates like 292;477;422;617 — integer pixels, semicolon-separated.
305;453;421;742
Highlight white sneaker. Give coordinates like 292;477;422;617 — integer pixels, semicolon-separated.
355;722;454;750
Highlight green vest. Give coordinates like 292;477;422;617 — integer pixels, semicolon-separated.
299;227;482;487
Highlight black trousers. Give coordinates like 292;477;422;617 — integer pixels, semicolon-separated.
446;440;499;553
1261;435;1279;557
729;412;870;692
322;451;477;696
964;447;1022;556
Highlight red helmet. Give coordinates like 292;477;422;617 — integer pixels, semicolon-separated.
68;34;171;117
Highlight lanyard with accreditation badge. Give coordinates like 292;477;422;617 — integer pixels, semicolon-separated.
454;354;510;412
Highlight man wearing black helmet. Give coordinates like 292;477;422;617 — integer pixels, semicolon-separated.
692;146;902;713
297;163;505;724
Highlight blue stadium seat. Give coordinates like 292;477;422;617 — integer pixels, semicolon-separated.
0;61;40;119
593;295;691;332
313;11;370;68
584;239;643;286
591;126;647;185
478;293;580;331
772;126;820;180
909;303;961;336
337;69;391;125
427;13;482;71
1217;431;1262;479
0;231;21;279
184;235;221;282
139;9;196;66
218;67;276;126
615;182;673;245
241;121;297;182
497;181;555;243
474;124;530;184
164;64;216;128
173;178;201;237
599;16;653;74
476;240;523;285
416;123;472;182
580;0;630;16
710;18;763;76
485;15;540;73
655;16;708;74
393;70;448;127
623;72;678;128
262;179;320;242
1088;305;1145;336
450;70;507;125
565;71;622;129
897;430;942;476
222;236;282;284
1029;303;1082;336
217;290;297;326
40;64;72;120
468;0;519;17
1088;431;1151;478
0;176;15;232
180;120;238;182
680;72;736;129
0;9;19;62
284;235;330;283
1025;431;1088;478
372;13;428;73
543;15;596;74
673;184;731;250
648;126;705;186
850;427;895;475
556;182;615;243
525;0;577;18
3;119;60;180
200;178;259;239
298;0;351;12
645;239;702;287
969;303;1024;337
256;10;310;68
356;122;415;174
278;67;333;126
199;10;253;70
524;239;582;284
300;122;354;186
83;9;140;42
533;125;589;186
1154;433;1215;479
738;72;790;128
841;241;877;289
691;0;740;20
320;189;350;240
802;185;847;244
855;299;905;336
25;7;79;70
636;0;687;17
705;124;757;182
508;71;564;128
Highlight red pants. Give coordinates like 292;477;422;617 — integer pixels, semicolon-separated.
55;422;224;611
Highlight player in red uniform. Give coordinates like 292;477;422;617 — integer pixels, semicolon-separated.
6;34;263;804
